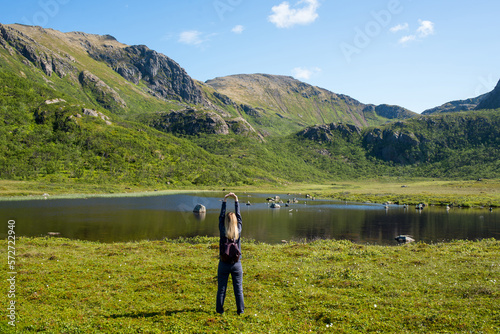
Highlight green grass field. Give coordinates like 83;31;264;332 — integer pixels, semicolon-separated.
310;178;500;207
1;237;498;333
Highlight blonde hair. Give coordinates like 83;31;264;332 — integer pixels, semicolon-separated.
225;212;239;240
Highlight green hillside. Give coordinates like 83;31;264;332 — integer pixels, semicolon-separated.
363;111;500;178
0;71;278;186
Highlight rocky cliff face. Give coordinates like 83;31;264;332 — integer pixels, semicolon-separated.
139;107;262;139
79;70;127;111
363;126;422;164
297;123;361;143
148;108;229;136
0;24;77;78
84;43;204;105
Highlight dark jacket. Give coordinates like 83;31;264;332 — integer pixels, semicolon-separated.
219;201;242;259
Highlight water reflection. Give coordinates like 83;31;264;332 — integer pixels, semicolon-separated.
0;192;498;245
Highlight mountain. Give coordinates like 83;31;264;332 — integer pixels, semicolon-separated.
206;74;418;134
0;23;268;139
422;78;500;115
1;23;500;187
0;23;211;108
0;23;417;140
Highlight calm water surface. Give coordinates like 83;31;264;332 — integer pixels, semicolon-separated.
1;192;499;245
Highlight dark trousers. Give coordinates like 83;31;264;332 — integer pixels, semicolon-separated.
216;260;244;314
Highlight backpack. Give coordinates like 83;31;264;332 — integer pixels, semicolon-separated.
221;238;241;264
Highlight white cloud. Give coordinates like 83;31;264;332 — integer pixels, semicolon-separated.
399;35;416;44
390;23;409;33
178;30;203;45
291;67;321;80
232;25;245;34
268;0;320;29
178;31;217;47
417;20;435;37
397;20;435;45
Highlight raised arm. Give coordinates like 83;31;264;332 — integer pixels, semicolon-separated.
234;197;242;225
219;196;227;227
229;193;242;234
221;193;241;228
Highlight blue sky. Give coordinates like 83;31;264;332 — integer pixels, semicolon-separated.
2;0;499;113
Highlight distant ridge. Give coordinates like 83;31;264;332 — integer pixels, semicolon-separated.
206;73;417;131
422;95;487;115
423;78;500;115
476;79;500;111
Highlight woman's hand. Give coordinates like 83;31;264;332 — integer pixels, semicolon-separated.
224;192;238;201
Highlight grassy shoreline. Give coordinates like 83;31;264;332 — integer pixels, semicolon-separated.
2;179;500;207
1;237;498;333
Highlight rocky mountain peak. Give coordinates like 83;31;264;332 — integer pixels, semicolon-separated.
0;23;205;106
82;41;204;105
475;79;500;111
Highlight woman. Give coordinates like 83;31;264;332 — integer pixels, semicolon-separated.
216;192;244;315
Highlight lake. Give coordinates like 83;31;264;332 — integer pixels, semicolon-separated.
1;192;499;245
